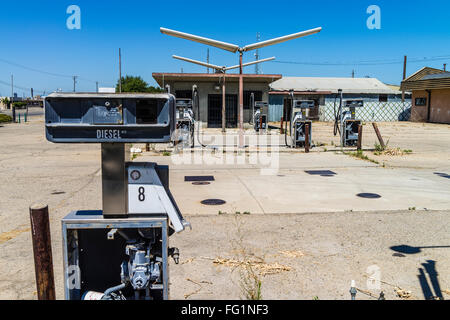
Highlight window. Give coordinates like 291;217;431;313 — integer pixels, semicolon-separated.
244;91;262;109
379;95;388;103
415;97;427;106
175;90;192;99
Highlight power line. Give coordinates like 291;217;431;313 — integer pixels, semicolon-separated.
0;79;47;95
0;57;97;83
270;55;450;66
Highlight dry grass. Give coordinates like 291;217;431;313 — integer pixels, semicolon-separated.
213;258;292;276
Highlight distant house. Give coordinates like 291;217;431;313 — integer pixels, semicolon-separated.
401;67;450;124
268;77;410;121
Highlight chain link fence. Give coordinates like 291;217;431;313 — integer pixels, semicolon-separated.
319;101;412;122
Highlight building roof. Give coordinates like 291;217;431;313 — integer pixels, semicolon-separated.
401;67;450;91
152;73;282;87
269;77;396;94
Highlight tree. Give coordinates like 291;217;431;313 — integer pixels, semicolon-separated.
116;75;164;93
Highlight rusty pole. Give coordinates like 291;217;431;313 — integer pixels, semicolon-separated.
238;52;244;148
357;124;363;151
222;75;226;133
280;117;284;135
372;122;385;150
29;204;55;300
305;123;310;153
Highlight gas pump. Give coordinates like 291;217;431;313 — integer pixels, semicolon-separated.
284;94;314;148
334;89;364;147
175;98;195;148
44;92;190;300
253;101;268;133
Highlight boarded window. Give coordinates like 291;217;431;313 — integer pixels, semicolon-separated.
415;97;427;106
244;91;262;109
175;90;193;99
379;95;388;102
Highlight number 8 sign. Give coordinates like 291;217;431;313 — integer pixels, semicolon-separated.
128;184;165;214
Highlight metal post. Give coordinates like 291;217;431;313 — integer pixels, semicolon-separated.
280;117;284;135
101;143;128;217
372;122;385;149
222;75;226;133
12;106;16;123
238;52;244;148
357;124;363;151
305;123;310;153
29;204;55;300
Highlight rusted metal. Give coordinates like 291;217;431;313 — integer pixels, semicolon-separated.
238;52;244;148
357;124;363;151
222;76;226;133
305;123;310;153
372;123;385;149
146;143;150;152
280;117;284;134
29;204;55;300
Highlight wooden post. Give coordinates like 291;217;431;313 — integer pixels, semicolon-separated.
305;123;310;153
280;117;284;135
357;124;363;151
372;122;385;149
29;204;55;300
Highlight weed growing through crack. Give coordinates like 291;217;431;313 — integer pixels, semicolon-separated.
232;216;263;300
345;150;379;165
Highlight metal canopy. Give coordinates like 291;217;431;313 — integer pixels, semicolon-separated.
172;55;276;73
160;27;239;53
160;27;322;53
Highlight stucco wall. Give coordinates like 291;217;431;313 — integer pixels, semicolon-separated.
411;89;450;124
411;90;429;122
429;89;450;124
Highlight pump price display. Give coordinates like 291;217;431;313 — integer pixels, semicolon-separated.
128;184;166;214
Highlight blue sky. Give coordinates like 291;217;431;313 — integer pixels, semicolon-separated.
0;0;449;96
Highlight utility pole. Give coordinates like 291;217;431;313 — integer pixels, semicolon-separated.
72;76;78;92
255;32;260;74
402;55;407;102
206;48;210;74
96;82;99;93
11;74;14;98
119;48;122;93
444;64;447;72
352;70;355;78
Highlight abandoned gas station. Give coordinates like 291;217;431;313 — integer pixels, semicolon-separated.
152;73;281;128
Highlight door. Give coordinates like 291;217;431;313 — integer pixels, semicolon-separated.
208;94;237;128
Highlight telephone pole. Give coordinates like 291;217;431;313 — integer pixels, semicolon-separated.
444;64;447;72
402;55;407;102
255;32;260;74
206;48;210;74
119;48;122;93
96;81;99;93
72;76;78;92
11;74;14;98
